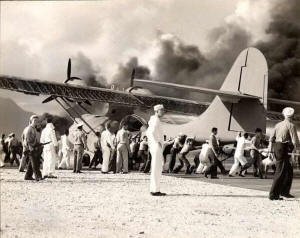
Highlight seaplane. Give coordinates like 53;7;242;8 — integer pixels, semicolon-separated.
0;47;299;145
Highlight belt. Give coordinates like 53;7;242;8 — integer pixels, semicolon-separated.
74;144;84;146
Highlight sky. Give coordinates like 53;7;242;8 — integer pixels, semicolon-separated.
0;0;277;114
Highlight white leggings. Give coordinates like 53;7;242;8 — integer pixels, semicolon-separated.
229;155;248;175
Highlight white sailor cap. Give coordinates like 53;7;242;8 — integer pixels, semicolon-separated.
8;133;15;137
282;107;295;118
30;114;38;122
154;104;164;111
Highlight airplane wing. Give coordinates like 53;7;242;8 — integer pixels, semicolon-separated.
0;75;207;115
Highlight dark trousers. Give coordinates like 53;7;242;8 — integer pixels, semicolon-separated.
108;150;116;173
89;150;103;168
168;148;179;172
138;150;148;171
214;157;226;173
142;154;151;173
24;150;42;180
73;145;84;172
10;147;20;166
173;153;191;174
250;150;263;177
269;143;293;199
204;152;218;178
19;153;29;172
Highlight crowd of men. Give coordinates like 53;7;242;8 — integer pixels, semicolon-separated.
0;105;299;199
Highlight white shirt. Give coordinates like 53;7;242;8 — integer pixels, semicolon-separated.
101;129;116;150
61;135;72;152
40;123;58;149
146;115;164;145
235;135;251;157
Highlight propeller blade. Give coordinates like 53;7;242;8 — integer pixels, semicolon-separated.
130;68;135;87
131;68;135;80
42;95;55;103
67;58;71;80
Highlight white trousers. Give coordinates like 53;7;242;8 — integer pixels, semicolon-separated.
149;143;163;193
59;150;71;169
42;148;57;176
229;154;248;175
116;144;128;173
0;151;5;167
101;148;110;172
196;162;209;174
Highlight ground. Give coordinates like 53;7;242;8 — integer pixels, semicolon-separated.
1;168;300;238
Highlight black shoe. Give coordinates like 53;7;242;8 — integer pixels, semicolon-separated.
269;197;283;200
150;192;166;196
48;175;58;178
239;173;245;177
229;174;234;177
77;171;83;173
25;177;35;180
222;170;229;175
43;175;49;179
211;176;219;179
58;167;63;170
281;194;295;198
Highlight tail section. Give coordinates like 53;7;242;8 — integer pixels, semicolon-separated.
221;47;268;108
162;47;268;141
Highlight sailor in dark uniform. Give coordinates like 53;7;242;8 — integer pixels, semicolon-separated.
269;107;299;200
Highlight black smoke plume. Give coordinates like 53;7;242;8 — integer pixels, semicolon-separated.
112;57;150;90
255;0;300;108
73;52;107;88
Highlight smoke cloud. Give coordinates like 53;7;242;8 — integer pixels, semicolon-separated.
73;52;107;88
111;57;150;90
255;0;300;105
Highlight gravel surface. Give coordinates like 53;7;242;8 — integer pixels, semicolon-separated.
1;168;300;238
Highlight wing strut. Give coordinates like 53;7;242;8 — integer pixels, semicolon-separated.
61;98;96;135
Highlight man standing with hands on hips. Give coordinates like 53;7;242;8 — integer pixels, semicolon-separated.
147;104;166;196
269;107;299;200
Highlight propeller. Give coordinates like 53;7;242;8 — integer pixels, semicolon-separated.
130;68;135;87
64;58;82;83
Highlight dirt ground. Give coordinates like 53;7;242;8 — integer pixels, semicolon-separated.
1;168;300;238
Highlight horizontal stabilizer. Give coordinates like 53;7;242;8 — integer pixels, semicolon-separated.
135;79;260;102
268;98;300;106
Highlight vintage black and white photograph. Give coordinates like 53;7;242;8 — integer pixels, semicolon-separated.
0;0;300;237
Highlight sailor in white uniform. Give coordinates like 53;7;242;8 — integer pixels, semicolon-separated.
40;117;58;178
147;104;166;196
